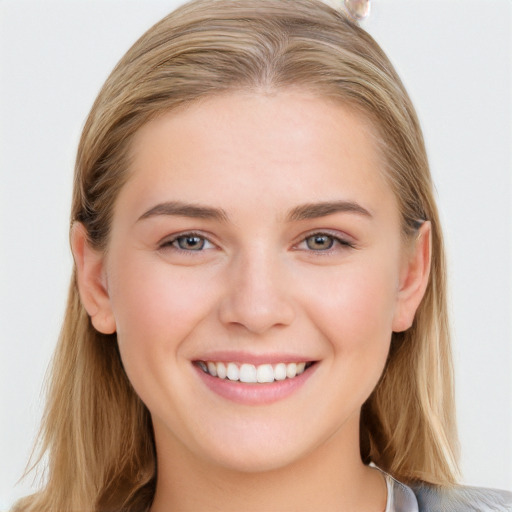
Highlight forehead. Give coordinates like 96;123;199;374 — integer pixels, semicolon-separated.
118;89;395;223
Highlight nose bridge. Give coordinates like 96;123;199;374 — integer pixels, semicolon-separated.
219;243;295;333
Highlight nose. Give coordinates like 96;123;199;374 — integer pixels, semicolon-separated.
218;249;295;334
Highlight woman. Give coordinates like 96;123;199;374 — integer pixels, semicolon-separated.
12;0;512;510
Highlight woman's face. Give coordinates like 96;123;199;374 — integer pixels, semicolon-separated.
85;90;425;473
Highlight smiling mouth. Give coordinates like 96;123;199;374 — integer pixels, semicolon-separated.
195;361;315;384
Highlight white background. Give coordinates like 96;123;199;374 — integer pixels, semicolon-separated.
1;0;511;508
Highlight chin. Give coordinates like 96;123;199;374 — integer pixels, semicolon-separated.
199;442;307;474
186;416;337;475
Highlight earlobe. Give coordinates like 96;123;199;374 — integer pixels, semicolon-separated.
70;222;116;334
392;221;432;333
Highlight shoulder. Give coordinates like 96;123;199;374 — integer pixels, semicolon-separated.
410;482;512;512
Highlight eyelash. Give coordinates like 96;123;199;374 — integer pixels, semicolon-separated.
159;231;354;254
295;232;355;253
159;231;215;253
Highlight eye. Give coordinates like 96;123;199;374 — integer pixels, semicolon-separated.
296;232;354;252
175;234;206;251
305;234;335;251
161;232;214;252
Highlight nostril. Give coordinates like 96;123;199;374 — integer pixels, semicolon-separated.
218;294;295;334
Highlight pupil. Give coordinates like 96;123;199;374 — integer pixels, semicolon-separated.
179;236;203;250
308;235;333;250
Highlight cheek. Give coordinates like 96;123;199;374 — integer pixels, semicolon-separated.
107;253;217;357
301;259;399;355
316;263;398;401
105;254;222;415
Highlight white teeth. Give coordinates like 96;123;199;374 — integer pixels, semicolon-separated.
216;362;227;379
227;362;239;381
239;363;257;383
286;362;297;379
207;361;217;377
274;363;287;381
199;360;310;383
257;364;274;383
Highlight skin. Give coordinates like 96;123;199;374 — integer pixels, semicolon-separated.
72;89;431;511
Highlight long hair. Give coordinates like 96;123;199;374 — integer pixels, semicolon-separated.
14;0;458;510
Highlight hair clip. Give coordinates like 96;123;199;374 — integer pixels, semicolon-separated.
343;0;371;20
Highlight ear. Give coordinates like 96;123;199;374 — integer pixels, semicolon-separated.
70;222;116;334
392;221;432;333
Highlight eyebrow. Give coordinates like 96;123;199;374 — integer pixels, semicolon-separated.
137;199;372;224
286;200;372;222
138;201;229;222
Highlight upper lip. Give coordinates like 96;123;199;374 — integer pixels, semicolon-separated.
193;351;316;365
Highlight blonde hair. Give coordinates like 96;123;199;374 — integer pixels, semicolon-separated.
14;0;458;510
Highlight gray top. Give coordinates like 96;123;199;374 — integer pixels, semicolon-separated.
381;469;512;511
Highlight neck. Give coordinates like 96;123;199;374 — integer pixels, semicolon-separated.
150;417;386;512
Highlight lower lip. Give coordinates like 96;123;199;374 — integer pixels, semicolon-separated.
194;364;317;405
